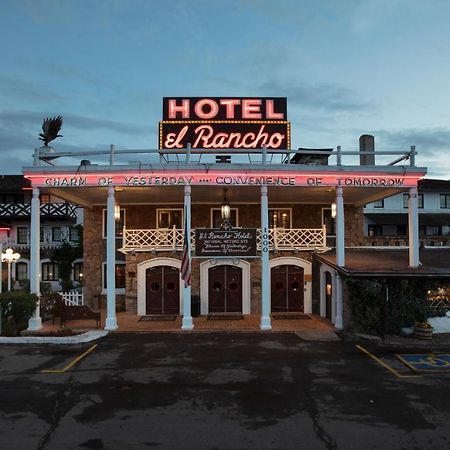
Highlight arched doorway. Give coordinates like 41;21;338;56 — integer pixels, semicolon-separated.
146;266;180;315
208;265;242;313
271;265;304;312
137;258;183;316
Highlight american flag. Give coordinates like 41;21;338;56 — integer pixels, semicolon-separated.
181;209;191;287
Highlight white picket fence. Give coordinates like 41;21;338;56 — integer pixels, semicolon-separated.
60;288;84;306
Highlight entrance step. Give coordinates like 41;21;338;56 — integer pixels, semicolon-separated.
207;313;244;321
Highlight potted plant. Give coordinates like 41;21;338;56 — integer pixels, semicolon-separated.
413;321;433;340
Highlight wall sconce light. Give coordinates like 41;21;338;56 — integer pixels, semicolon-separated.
326;283;332;296
114;204;121;221
331;203;337;219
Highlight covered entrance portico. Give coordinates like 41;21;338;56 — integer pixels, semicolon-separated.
23;147;426;333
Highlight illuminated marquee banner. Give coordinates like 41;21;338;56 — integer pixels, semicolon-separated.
29;171;422;188
195;229;257;258
160;97;290;150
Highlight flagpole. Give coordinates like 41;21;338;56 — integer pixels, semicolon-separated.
181;184;193;330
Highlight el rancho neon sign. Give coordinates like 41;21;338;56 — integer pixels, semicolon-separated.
159;97;290;150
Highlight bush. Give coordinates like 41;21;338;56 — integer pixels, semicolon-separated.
347;278;440;335
0;291;38;335
40;292;63;321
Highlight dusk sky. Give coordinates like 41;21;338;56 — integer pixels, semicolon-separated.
1;0;450;178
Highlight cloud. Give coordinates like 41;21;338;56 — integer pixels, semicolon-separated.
376;128;450;156
0;110;149;136
258;79;375;112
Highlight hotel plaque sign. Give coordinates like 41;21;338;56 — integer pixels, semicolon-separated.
195;229;257;258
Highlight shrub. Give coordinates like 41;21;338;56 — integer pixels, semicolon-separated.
40;292;63;321
0;291;38;335
347;278;440;335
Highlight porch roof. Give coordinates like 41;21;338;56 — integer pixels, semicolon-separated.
22;162;426;208
315;248;450;278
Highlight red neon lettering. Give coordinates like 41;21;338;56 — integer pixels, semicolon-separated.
164;125;188;148
195;99;219;119
219;99;241;119
266;100;284;119
168;99;190;119
242;99;262;119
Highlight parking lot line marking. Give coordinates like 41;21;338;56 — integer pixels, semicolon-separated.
355;345;421;379
41;344;98;374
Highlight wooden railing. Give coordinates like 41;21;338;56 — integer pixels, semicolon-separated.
121;226;327;252
60;288;84;306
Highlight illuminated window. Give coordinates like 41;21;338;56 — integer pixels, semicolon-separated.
103;263;126;289
40;194;51;203
42;262;59;281
73;261;83;282
103;208;126;238
269;209;291;228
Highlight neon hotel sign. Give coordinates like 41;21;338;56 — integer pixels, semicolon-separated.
159;97;291;149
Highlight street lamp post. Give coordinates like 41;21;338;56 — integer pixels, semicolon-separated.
1;248;21;291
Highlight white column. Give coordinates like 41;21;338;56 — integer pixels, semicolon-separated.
335;186;345;267
408;187;420;268
260;185;271;330
105;186;118;330
182;185;194;330
334;274;343;329
27;187;42;330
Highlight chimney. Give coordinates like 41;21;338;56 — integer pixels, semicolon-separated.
359;134;375;165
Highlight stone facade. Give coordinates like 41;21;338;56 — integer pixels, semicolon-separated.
83;202;365;314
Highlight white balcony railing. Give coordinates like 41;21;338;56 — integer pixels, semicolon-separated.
121;226;327;252
60;288;84;306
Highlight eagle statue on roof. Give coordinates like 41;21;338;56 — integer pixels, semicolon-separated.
39;115;63;146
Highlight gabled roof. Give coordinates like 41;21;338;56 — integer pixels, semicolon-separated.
419;179;450;191
0;175;31;191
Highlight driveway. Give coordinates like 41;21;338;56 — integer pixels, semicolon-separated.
0;333;449;449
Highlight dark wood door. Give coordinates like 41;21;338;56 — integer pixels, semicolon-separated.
271;265;304;312
209;265;242;313
325;271;332;320
146;266;180;315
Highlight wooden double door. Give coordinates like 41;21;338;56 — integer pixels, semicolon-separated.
271;265;304;312
209;265;242;313
146;266;180;315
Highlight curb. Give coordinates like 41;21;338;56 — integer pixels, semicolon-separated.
0;330;109;345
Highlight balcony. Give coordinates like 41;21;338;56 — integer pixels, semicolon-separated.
121;226;327;252
0;202;77;221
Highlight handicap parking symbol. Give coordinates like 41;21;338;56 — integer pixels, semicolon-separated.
396;354;450;372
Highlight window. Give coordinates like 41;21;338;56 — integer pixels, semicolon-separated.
40;227;45;242
103;263;126;289
157;209;183;229
103;208;126;238
69;227;80;242
368;224;383;237
440;194;450;209
211;208;238;228
52;227;62;242
40;194;51;203
403;193;424;208
73;261;83;282
373;199;384;208
420;226;442;236
322;208;336;236
42;262;59;281
17;226;28;244
269;209;291;228
16;262;28;281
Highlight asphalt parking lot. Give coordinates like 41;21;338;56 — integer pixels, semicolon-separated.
0;333;449;450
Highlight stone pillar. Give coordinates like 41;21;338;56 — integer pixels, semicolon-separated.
260;185;271;330
335;186;345;267
28;187;42;331
105;186;118;330
408;186;420;268
181;185;194;330
334;274;343;330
